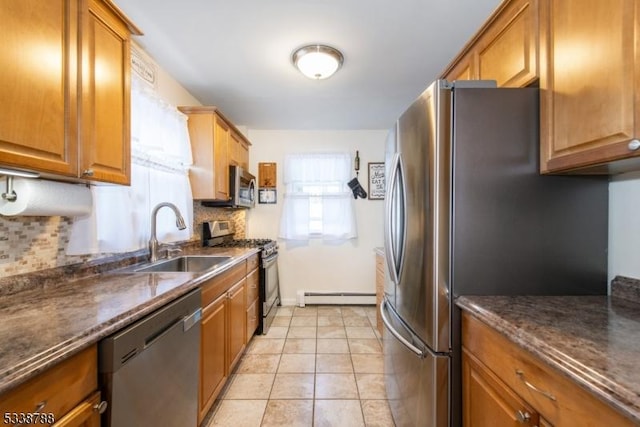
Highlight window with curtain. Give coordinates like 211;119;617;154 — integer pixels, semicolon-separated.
279;152;357;240
66;75;194;255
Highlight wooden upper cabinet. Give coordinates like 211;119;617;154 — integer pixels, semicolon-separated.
213;117;230;200
539;0;640;173
79;0;135;184
229;130;251;170
0;0;140;184
0;0;79;176
178;107;231;200
476;0;538;87
441;0;538;88
179;106;253;201
444;50;476;83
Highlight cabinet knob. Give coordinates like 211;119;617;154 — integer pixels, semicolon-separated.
82;169;94;176
516;410;531;423
93;400;108;414
628;139;640;151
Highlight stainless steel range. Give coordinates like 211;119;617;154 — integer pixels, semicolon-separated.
202;221;280;335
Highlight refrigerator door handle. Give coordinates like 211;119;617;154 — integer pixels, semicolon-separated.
384;153;407;285
380;299;425;358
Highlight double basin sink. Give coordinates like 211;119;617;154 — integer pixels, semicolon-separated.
124;255;232;273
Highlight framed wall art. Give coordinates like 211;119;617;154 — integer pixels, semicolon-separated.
258;188;277;204
368;162;385;200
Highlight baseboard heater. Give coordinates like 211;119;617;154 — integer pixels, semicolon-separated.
296;291;375;307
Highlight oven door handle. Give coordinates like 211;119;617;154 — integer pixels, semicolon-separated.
262;253;278;267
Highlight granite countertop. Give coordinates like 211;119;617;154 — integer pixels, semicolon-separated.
456;278;640;423
0;246;259;396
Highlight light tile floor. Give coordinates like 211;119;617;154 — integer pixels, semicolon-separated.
206;305;396;427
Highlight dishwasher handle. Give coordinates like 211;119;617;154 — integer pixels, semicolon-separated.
145;308;202;349
183;308;202;332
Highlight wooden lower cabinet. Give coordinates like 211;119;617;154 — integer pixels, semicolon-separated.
198;256;261;425
228;279;247;372
0;345;104;427
53;391;102;427
462;312;636;427
462;349;540;427
246;257;260;339
199;292;227;424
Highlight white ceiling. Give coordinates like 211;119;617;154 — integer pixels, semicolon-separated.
114;0;502;130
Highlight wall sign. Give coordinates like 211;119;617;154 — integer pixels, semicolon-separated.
258;188;277;204
258;162;277;204
259;162;277;188
131;47;157;89
368;162;385;200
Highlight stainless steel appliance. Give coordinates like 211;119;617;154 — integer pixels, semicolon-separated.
202;220;280;334
99;289;202;427
202;165;256;208
382;80;608;427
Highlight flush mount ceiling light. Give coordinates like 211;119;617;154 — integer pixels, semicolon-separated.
292;44;344;80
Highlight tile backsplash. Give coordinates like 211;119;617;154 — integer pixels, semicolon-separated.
0;204;246;278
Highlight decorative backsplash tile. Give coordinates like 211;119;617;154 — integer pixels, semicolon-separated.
0;204;246;279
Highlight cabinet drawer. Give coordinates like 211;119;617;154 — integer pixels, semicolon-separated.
246;298;259;339
462;312;635;427
247;254;259;273
0;345;97;424
201;260;246;307
246;269;259;306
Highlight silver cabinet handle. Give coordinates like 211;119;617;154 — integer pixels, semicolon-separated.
11;402;46;427
516;410;531;423
628;139;640;151
515;369;556;401
82;169;94;176
93;400;108;414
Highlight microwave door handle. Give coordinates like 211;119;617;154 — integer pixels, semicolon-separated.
249;178;256;203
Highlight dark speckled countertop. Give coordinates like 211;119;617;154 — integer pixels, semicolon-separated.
0;246;259;396
456;277;640;424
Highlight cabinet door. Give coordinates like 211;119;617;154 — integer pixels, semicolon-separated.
239;140;249;170
476;0;538;87
228;279;247;372
199;293;227;424
462;348;540;427
229;131;241;166
80;0;132;184
445;51;476;82
246;298;259;340
540;0;639;173
213;117;230;200
230;131;250;170
52;391;101;427
0;0;79;176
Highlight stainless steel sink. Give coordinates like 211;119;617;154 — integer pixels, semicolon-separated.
128;255;232;273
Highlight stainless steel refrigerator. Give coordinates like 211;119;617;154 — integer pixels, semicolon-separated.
381;80;608;427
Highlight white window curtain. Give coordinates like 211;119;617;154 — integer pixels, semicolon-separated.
67;75;193;255
279;152;357;241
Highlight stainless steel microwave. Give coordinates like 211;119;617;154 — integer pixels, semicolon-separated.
202;165;256;208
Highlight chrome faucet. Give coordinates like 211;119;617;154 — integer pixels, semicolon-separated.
149;202;187;262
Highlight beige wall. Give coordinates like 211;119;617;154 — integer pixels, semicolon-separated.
245;129;387;305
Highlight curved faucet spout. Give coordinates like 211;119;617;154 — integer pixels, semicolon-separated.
149;202;187;262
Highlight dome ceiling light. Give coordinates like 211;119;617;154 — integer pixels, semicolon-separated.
292;44;344;80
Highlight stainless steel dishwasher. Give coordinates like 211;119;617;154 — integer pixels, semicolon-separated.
99;289;202;427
